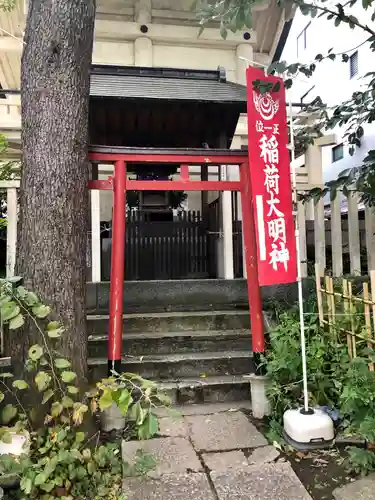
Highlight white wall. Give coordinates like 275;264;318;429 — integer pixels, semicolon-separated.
281;6;375;186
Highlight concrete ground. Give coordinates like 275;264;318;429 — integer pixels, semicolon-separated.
122;403;313;500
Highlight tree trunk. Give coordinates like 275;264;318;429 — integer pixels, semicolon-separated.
12;0;96;381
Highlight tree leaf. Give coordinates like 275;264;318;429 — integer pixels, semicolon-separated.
54;358;71;369
99;389;113;411
34;472;47;486
42;388;54;404
0;430;12;444
12;379;29;390
47;327;64;339
75;431;86;443
28;344;44;361
9;314;24;330
117;389;133;415
20;477;33;495
24;291;39;307
61;371;77;383
72;403;88;425
62;396;74;408
2;404;17;424
137;413;159;440
1;301;20;321
32;304;51;319
0;392;4;403
67;385;79;395
51;402;63;417
35;371;51;392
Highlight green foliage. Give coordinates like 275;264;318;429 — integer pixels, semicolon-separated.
264;295;375;476
0;278;172;499
264;303;350;420
346;447;375;476
195;0;375;207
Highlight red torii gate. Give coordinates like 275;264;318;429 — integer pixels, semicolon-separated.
88;147;265;375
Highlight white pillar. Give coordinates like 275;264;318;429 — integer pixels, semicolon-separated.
134;37;153;67
91;164;101;283
135;0;151;24
6;187;17;278
220;167;234;279
236;43;253;85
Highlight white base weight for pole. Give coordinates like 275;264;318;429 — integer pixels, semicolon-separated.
283;408;334;450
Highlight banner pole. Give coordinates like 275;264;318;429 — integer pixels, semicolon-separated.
289;101;309;413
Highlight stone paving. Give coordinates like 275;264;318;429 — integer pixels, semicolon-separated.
122;404;313;500
333;473;375;500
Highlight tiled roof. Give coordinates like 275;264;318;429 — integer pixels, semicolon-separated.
90;65;247;106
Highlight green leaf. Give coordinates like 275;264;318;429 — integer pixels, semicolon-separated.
20;476;33;495
1;301;20;321
2;404;17;424
47;327;64;339
51;401;63;417
42;388;54;404
12;379;29;390
117;389;133;415
75;431;86;443
34;472;47;486
24;291;39;307
0;392;4;403
67;385;79;395
137;413;159;440
0;430;12;443
0;372;13;378
99;389;113;411
54;358;71;369
61;371;77;383
28;344;44;361
35;371;52;392
32;304;51;319
62;396;74;408
9;314;24;330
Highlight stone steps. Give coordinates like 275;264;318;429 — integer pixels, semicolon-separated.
87;309;253;404
89;350;254;380
87;310;250;334
88;329;252;357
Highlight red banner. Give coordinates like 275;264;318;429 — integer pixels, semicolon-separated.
246;66;297;286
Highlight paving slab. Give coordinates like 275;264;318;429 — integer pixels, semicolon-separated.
211;462;312;500
123;473;215;500
333;475;375;500
248;445;280;465
122;437;202;476
158;417;189;437
202;451;248;472
185;411;267;452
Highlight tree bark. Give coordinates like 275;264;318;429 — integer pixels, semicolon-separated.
12;0;96;381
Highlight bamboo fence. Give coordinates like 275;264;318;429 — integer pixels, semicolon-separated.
315;264;375;371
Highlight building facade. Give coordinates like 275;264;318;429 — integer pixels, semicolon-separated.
281;6;374;191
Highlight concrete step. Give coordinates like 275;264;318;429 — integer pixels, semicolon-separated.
156;375;251;405
158;375;250;405
87;310;250;335
88;329;252;357
88;350;254;381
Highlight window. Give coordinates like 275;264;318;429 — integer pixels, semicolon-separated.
297;23;310;56
349;51;358;78
332;144;344;163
